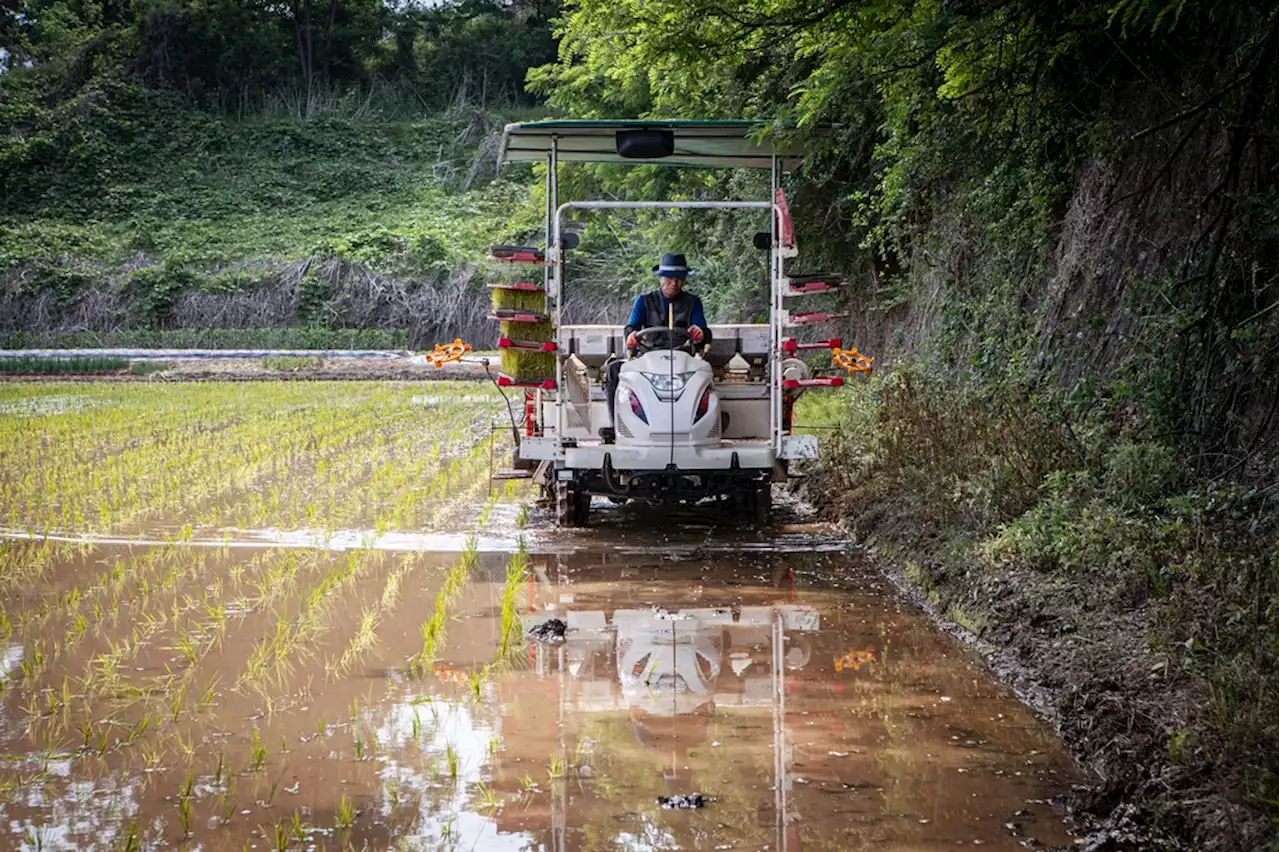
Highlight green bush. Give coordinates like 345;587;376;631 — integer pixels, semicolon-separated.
1101;440;1181;507
129;265;197;327
819;359;1277;836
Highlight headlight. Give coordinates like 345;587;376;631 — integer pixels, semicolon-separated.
640;371;693;399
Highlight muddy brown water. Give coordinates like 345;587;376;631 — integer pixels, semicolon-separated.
0;513;1087;851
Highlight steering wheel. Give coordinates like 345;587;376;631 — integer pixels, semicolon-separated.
633;326;694;355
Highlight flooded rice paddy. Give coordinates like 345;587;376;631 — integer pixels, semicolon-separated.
0;383;1086;850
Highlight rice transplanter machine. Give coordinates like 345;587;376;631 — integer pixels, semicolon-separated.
490;121;856;526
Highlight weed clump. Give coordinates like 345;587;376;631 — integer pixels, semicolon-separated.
128;360;170;375
262;355;324;371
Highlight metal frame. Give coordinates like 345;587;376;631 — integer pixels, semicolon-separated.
538;144;793;466
500;119;813;171
549;199;784;459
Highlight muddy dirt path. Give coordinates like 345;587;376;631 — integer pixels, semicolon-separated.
0;502;1088;851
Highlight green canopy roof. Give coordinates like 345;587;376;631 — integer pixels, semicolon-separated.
499;120;820;171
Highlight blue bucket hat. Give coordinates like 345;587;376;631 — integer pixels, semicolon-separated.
653;253;693;278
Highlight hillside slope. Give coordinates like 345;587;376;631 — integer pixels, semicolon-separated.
2;87;542;347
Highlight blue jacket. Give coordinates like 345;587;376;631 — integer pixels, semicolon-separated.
625;290;710;344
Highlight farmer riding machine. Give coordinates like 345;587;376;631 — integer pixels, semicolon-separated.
488;121;859;527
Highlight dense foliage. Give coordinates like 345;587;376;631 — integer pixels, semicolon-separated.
533;0;1276;430
2;0;558;345
2;0;555;112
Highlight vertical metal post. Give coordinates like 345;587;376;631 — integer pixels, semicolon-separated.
487;417;495;497
550;136;564;452
535;150;552;449
543;152;553;296
769;155;783;455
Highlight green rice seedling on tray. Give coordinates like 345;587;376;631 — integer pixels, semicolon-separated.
489;261;555;380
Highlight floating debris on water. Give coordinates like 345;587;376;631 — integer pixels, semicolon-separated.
658;794;708;810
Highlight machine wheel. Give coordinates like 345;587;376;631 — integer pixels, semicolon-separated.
555;479;590;527
731;481;770;526
554;480;574;527
752;480;772;526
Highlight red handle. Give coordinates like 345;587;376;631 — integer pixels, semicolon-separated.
782;377;845;389
782;337;842;353
488;281;546;292
498;338;557;352
497;376;556;390
787;311;850;326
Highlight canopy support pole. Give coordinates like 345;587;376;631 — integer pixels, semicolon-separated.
770;155;782;455
549;136;563;446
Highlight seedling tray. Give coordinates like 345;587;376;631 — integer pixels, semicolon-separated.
489;308;550;324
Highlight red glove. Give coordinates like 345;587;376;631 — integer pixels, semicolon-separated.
688;325;705;344
626;332;639;350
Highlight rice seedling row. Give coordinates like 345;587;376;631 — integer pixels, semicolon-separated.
0;382;542;848
0;383;499;537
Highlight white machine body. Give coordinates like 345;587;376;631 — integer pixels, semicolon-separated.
614;349;720;449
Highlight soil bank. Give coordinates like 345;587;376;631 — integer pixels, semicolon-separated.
800;481;1268;852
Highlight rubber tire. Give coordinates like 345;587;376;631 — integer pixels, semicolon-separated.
752;480;772;526
554;480;574;527
555;480;590;527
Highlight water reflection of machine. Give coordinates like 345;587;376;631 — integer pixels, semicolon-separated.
512;600;819;851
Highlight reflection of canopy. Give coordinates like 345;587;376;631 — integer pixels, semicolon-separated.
499;120;826;171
